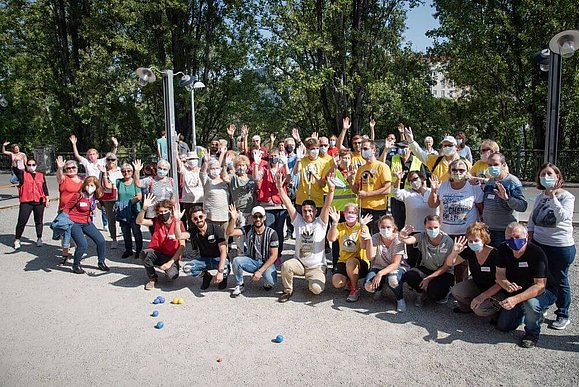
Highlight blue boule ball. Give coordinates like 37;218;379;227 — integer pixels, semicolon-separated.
155;321;164;329
275;335;284;343
151;310;159;317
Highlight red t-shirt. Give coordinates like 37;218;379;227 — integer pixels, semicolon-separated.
328;146;339;157
148;218;186;258
64;193;97;224
59;175;83;211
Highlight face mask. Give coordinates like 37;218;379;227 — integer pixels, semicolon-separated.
319;146;328;155
27;165;37;172
329;140;336;147
400;148;409;155
345;214;357;223
158;212;171;223
341;159;351;168
506;237;526;251
468;241;484;252
309;149;319;159
86;186;96;195
209;169;221;178
286;145;294;153
411;179;422;190
426;228;440;239
487;166;501;177
457;139;463;145
451;172;466;181
361;149;373;160
227;162;234;170
270;157;279;165
157;169;168;177
236;166;247;175
442;146;455;156
540;176;556;189
186;160;197;167
380;228;393;238
480;152;489;162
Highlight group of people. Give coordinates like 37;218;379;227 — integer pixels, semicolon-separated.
4;118;575;349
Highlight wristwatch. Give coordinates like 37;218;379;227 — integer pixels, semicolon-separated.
218;268;225;274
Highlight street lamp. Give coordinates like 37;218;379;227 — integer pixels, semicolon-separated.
0;93;7;108
179;75;205;150
533;30;579;164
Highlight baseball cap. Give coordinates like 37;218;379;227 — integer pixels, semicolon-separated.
186;151;199;159
251;206;266;216
441;135;457;146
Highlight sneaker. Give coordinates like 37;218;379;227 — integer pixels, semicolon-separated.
14;239;21;250
97;262;110;272
72;265;85;274
200;272;213;290
231;284;245;297
144;279;157;291
397;299;407;312
519;334;538;348
263;284;273;291
415;292;426;307
346;288;360;302
121;250;133;259
218;275;229;290
436;293;449;304
60;254;71;265
111;241;118;249
550;317;570;330
36;238;43;247
278;292;293;303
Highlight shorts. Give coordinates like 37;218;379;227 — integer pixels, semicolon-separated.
334;258;370;277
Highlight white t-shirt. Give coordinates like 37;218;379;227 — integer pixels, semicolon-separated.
370;234;407;270
79;156;106;178
292;214;327;268
438;181;484;235
180;166;204;204
392;188;439;232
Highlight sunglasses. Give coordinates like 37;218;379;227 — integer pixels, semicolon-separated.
192;216;205;221
106;159;117;162
480;148;492;152
353;142;362;145
253;214;264;219
121;169;132;173
27;163;36;166
65;166;77;170
451;169;467;173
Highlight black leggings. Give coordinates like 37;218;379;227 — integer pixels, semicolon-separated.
15;201;45;239
404;266;454;301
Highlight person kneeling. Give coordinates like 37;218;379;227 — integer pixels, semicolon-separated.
136;193;185;290
227;204;279;297
179;206;230;290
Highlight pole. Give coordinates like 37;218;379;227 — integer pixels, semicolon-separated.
544;52;562;164
161;70;179;193
191;88;197;149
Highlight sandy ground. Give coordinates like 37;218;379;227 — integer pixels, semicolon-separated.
0;203;577;386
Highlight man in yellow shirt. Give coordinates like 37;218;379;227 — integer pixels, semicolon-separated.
294;137;332;210
352;139;391;234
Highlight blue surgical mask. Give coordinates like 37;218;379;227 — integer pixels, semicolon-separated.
540;176;556;189
506;237;526;251
319;146;328;155
329;140;336;147
157;169;168;177
426;228;440;239
442;146;455;156
487;166;501;177
361;149;373;160
468;241;484;252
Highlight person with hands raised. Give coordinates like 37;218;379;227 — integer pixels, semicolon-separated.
293;136;332;212
69;134;118;178
364;215;408;312
494;222;557;348
136;194;185;290
227;204;280;297
55;156;83;260
399;215;455;306
327;204;373;302
178;205;230;291
275;172;335;302
3;141;27;184
445;223;504;316
527;163;575;330
199;152;229;232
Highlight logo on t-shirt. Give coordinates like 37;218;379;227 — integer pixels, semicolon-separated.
299;225;315;258
342;232;359;253
208;235;216;243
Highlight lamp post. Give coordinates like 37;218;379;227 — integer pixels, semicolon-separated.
534;30;579;164
179;75;205;150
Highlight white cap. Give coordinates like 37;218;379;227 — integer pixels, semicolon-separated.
441;135;457;146
251;206;266;216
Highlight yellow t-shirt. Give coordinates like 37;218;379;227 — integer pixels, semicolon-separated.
351;152;365;171
296;156;332;207
336;222;369;263
470;160;489;178
354;160;391;210
425;154;471;182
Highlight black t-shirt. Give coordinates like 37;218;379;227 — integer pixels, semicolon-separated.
459;247;497;291
190;222;226;258
241;225;279;262
496;242;549;294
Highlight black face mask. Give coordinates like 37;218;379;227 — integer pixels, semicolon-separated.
158;212;171;223
286;145;294;153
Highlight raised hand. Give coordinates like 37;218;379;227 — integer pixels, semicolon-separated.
97;164;106;173
220;144;228;155
227;124;236;137
360;213;373;226
56;155;65;169
142;193;156;209
453;235;468;252
291;127;301;141
173;205;185;221
274;171;285;188
392;167;404;180
295;146;304;160
133;159;143;172
369;118;376;129
69;135;77;145
111;136;118;147
494;182;508;200
253;149;262;164
404;126;414;143
270;133;276;145
310;131;318;139
429;175;440;191
228;203;239;220
399;224;415;239
397;123;405;134
225;151;235;166
326;171;335;192
3;141;9;147
240;125;249;138
360;227;372;241
328;206;340;223
342;117;351;131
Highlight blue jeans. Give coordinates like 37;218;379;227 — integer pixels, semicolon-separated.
70;222;106;266
366;267;407;300
532;240;576;319
186;257;230;277
489;229;506;247
232;255;277;286
497;289;556;338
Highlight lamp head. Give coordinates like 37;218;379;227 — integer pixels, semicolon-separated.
549;30;579;59
0;93;7;108
136;67;157;86
193;81;205;89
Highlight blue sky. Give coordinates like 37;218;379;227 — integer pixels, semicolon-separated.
403;0;439;52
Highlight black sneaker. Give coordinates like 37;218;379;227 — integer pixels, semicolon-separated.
218;275;229;290
263;284;273;291
201;272;213;290
278;292;292;303
520;334;538;348
72;265;85;274
121;250;133;259
97;262;110;272
61;254;71;265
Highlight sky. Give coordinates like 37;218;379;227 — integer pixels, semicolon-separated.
403;0;440;52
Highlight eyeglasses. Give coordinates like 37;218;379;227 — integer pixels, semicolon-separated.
253;214;264;219
121;169;132;173
192;216;205;221
27;163;36;166
106;159;117;162
353;142;362;145
451;169;467;173
480;148;492;152
65;166;77;170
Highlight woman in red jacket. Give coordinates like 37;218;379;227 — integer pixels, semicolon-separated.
13;158;50;250
63;176;109;274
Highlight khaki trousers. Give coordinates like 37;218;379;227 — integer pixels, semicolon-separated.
451;278;506;317
281;258;326;295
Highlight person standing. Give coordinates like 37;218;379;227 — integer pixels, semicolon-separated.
12;158;49;249
156;130;168;161
454;131;473;164
55;156;83;261
98;153;122;249
177;151;204;231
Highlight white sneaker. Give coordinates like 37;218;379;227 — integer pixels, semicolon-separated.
346;288;360;302
111;241;118;249
231;284;245;297
36;238;43;247
14;239;21;250
397;299;407;312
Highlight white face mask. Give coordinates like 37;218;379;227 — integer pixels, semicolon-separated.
380;228;393;238
411;179;422;190
186;160;197;167
209;168;221;178
86;186;96;195
329;140;336;147
27;165;37;172
442;146;456;156
308;149;319;159
361;149;373;160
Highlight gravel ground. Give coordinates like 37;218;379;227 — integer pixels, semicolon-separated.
0;204;577;386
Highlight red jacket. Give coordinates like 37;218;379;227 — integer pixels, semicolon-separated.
19;171;47;203
256;166;287;204
64;193;97;224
